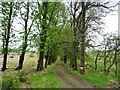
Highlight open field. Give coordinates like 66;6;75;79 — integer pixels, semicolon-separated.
1;53;61;88
0;53;119;88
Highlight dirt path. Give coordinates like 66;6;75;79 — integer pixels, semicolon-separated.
54;64;93;88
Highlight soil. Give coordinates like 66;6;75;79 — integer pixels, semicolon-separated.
54;64;94;88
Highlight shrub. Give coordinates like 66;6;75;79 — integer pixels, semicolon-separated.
18;71;27;83
2;77;20;88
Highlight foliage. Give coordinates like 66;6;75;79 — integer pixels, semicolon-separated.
18;71;28;83
1;1;119;88
2;76;21;88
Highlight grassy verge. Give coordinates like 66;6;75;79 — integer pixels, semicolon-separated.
62;60;118;88
2;53;61;88
2;62;61;88
29;63;61;88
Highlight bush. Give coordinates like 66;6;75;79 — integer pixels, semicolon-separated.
2;77;20;88
18;71;27;83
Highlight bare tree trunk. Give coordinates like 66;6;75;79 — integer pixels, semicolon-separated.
37;45;44;71
103;41;108;73
115;60;118;76
15;44;27;70
45;46;49;68
95;51;99;70
107;48;118;74
64;55;67;63
70;41;77;70
2;37;5;54
15;2;29;70
47;48;53;65
15;52;25;70
2;2;13;71
63;48;67;63
80;2;86;75
71;9;77;70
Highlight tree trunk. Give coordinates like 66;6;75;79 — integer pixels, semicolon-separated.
47;54;52;65
80;2;86;75
64;55;67;63
2;38;5;54
95;51;99;70
63;47;67;63
73;42;77;70
104;56;107;73
115;60;118;76
2;2;13;71
15;42;27;70
45;46;49;68
70;41;77;70
103;43;107;73
36;2;48;71
107;48;118;74
15;52;25;70
2;54;7;71
15;2;30;70
70;6;78;70
37;44;44;71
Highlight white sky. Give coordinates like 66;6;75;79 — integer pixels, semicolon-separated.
94;11;118;45
95;0;119;45
103;8;118;34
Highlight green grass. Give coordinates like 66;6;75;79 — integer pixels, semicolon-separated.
30;63;61;88
63;60;118;88
1;53;118;88
2;74;21;88
1;53;62;88
2;63;61;88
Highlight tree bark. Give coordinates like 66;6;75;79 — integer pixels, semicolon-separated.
15;44;27;70
107;48;118;74
80;2;86;75
72;41;77;70
70;3;78;70
2;2;13;71
63;47;67;63
15;52;25;70
36;2;48;71
15;2;29;70
95;51;99;70
103;41;108;73
47;49;52;65
64;55;67;63
37;45;44;71
45;46;49;68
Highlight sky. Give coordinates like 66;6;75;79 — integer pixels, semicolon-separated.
94;0;119;45
103;12;118;34
103;1;118;34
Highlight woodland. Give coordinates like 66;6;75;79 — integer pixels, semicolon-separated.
0;0;120;89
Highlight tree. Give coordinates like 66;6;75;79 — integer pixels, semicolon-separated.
35;1;67;71
65;0;116;74
66;1;80;70
36;1;49;71
15;1;36;70
1;2;13;71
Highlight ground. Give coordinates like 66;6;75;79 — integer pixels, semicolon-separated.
0;53;119;88
55;64;93;88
